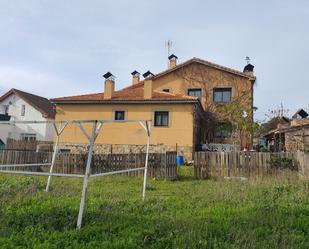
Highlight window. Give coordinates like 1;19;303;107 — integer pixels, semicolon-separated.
154;111;169;127
187;88;202;99
4;105;9;115
114;111;125;121
213;88;231;103
214;123;232;139
20;133;36;141
21;105;26;116
162;89;170;93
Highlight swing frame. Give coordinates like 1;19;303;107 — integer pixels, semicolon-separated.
0;119;151;229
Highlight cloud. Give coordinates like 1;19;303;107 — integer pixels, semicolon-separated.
0;0;308;119
0;66;76;98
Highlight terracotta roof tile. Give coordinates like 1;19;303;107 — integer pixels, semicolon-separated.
51;56;255;104
51;84;198;103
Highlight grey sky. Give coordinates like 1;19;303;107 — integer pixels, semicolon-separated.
0;0;308;121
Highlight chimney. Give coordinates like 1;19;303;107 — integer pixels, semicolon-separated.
168;54;178;69
131;70;140;85
243;63;254;76
143;71;154;99
103;72;115;99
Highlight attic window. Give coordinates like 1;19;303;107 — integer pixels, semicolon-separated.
21;105;26;116
162;89;170;93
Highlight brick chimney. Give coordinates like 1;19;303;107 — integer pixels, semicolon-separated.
131;70;140;85
143;71;154;99
103;72;115;99
168;54;178;69
243;63;254;76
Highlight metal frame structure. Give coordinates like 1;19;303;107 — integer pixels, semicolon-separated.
0;119;151;229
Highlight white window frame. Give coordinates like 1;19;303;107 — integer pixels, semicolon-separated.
20;133;36;141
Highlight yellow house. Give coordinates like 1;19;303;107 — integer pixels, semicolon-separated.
51;55;256;157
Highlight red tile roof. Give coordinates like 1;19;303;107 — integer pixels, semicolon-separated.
51;56;255;104
51;83;198;103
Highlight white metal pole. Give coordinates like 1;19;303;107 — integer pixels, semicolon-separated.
142;121;151;201
45;121;68;192
45;135;60;192
76;121;98;229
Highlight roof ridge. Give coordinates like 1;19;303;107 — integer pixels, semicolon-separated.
152;57;255;80
99;56;255;95
52;92;103;100
13;88;48;100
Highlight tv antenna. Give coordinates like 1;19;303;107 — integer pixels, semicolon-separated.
245;56;250;65
165;40;173;57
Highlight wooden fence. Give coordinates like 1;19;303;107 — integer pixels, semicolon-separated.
0;150;177;180
194;151;309;180
6;138;53;151
297;151;309;180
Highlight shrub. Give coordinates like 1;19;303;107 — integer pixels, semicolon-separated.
268;157;298;171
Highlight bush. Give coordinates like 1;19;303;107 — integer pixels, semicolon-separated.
268;157;298;171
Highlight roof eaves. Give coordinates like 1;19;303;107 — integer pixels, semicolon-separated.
0;89;14;102
51;99;198;104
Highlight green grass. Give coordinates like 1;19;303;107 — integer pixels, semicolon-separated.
0;167;308;249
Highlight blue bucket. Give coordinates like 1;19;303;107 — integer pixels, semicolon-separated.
176;156;185;166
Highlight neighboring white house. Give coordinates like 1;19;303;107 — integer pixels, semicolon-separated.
0;88;55;147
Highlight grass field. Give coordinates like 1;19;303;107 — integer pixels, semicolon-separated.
0;167;308;249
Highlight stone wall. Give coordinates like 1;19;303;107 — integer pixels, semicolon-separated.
58;143;193;161
285;127;309;152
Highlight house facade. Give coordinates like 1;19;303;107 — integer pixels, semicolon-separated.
263;109;309;152
52;77;204;159
139;56;256;147
52;55;255;158
0;89;55;148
